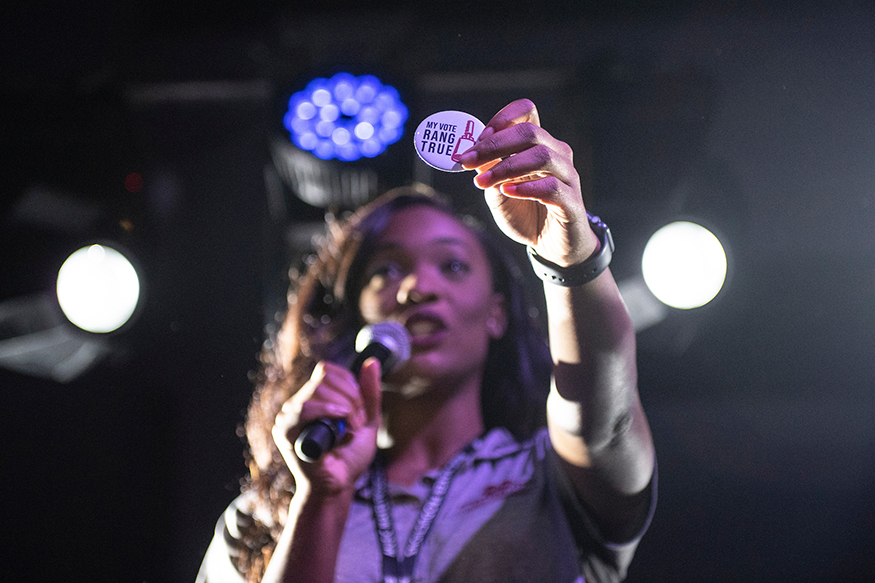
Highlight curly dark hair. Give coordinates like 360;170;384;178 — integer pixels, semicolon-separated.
235;184;552;579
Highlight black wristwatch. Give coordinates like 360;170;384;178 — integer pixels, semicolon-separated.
527;213;614;287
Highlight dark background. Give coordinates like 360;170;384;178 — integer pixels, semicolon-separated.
2;1;874;581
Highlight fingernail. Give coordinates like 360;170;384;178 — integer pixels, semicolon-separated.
500;182;516;195
459;150;477;167
325;403;349;417
474;170;492;188
477;126;494;142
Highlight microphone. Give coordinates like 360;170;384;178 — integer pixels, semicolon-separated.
294;322;411;463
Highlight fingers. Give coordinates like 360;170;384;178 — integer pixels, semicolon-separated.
458;98;540;168
471;135;580;217
473;140;578;193
460;99;592;264
484;98;541;133
358;357;383;426
466;122;552;169
456;99;578;199
303;362;363;421
492;175;569;208
274;362;365;447
272;360;382;492
460;122;556;172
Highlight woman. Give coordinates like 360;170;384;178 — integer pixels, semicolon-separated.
198;99;656;583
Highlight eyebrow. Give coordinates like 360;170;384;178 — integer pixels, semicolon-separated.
373;236;470;252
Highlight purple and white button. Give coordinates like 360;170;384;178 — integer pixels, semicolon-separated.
414;110;485;172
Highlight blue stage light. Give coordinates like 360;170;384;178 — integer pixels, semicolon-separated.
284;73;408;162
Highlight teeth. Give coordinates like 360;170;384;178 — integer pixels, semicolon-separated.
408;320;441;336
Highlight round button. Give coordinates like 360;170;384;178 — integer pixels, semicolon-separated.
413;111;485;172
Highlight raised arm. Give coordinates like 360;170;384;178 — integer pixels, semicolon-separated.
461;99;655;541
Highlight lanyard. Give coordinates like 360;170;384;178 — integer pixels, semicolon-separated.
370;447;470;583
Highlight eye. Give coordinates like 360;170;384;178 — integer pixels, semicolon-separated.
443;258;470;277
365;260;405;285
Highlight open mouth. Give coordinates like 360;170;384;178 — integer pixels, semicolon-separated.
404;314;447;340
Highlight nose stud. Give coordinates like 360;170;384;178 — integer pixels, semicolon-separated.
397;273;433;306
398;286;425;305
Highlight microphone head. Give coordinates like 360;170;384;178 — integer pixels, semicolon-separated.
355;322;411;374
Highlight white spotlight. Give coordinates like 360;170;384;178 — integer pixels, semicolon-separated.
642;221;727;309
56;244;141;333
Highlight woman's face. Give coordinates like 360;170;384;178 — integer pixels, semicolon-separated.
357;205;506;391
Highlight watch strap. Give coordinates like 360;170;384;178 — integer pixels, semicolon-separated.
527;214;614;287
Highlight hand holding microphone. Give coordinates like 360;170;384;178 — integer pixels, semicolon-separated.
294;322;411;463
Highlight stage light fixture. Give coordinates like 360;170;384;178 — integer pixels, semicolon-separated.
56;244;142;333
0;186;148;381
283;72;408;162
641;221;727;309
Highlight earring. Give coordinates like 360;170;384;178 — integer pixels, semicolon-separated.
487;318;504;338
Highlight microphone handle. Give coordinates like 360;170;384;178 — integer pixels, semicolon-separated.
294;343;393;463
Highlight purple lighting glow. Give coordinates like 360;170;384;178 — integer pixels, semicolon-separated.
284;73;408;162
